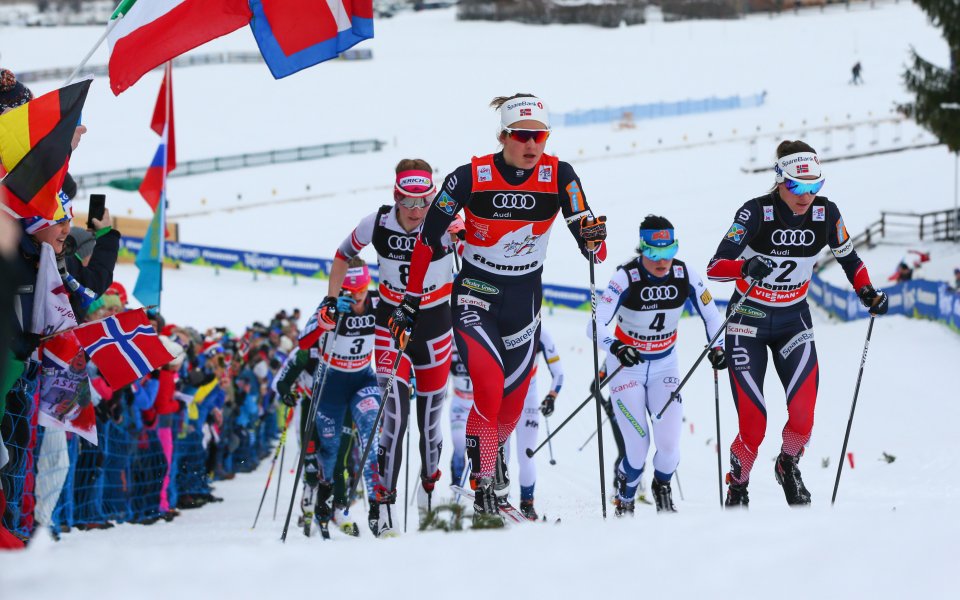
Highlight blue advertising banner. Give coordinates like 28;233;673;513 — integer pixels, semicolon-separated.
120;236;956;334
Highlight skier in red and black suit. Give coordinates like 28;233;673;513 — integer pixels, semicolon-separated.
706;140;888;507
388;93;607;525
322;159;461;537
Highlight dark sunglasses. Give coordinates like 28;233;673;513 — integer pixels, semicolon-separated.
503;128;550;144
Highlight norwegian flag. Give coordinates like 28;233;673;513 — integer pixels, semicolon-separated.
520;108;532;117
73;309;175;389
796;163;809;174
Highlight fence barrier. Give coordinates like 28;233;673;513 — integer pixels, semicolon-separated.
74;139;387;190
550;92;766;128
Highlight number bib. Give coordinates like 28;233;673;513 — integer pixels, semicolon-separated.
613;258;691;358
370;205;454;308
324;300;378;372
736;197;829;307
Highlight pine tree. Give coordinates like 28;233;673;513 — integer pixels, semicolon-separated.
901;0;960;152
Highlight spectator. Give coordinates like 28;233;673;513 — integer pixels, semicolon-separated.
954;268;960;291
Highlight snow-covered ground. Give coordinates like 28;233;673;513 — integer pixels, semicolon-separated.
1;2;958;597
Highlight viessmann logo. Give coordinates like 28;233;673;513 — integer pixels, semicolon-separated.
492;193;536;210
461;278;499;295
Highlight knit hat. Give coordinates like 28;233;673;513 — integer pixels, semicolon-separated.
68;227;96;260
22;192;73;234
0;69;33;111
105;282;128;306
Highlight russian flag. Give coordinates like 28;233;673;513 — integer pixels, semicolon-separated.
139;65;175;212
250;0;374;79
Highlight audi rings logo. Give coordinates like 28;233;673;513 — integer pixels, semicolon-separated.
771;229;815;246
387;235;416;251
639;286;678;301
492;193;536;210
345;315;375;329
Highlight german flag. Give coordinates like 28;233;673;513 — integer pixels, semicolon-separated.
0;79;91;220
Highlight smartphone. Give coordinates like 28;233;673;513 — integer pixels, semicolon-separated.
87;194;106;229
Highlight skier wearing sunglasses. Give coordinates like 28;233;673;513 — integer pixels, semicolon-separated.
706;140;888;508
388;93;607;525
321;159;462;537
595;215;726;516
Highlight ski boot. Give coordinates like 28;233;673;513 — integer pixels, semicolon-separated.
300;483;317;537
651;478;677;513
373;486;399;538
519;500;539;521
472;477;504;528
417;469;442;526
333;505;359;537
314;481;333;540
775;452;811;506
493;444;511;510
614;497;635;517
724;474;750;508
367;502;380;536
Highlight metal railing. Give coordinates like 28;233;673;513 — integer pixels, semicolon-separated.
816;207;959;270
73;139;387;188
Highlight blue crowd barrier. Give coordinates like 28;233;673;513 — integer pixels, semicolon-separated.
811;273;960;331
549;92;766;127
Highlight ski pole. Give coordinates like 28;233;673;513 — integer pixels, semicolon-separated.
543;416;557;465
655;280;759;420
281;318;342;542
252;405;294;529
345;335;410;516
577;414;609;452
832;316;876;505
403;428;410;533
273;406;295;520
587;247;608;518
674;469;685;502
525;365;624;459
713;368;724;509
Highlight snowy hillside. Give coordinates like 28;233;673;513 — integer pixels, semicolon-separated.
1;2;957;597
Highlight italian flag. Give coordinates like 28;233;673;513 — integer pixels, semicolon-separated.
107;0;252;95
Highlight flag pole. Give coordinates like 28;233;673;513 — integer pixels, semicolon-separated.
158;61;172;314
62;0;136;86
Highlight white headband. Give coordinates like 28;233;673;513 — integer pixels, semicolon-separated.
500;96;550;130
775;152;822;182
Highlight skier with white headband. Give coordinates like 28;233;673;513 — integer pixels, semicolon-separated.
595;215;726;515
387;93;607;526
322;158;462;537
706;140;888;508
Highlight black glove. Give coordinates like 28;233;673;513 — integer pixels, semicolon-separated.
388;295;420;346
610;341;643;368
579;215;607;243
540;392;556;417
281;392;298;408
707;347;727;370
741;256;775;282
316;296;339;330
857;285;889;315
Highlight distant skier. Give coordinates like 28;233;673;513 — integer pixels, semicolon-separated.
388;93;607;526
595;215;726;515
707;140;888;508
851;61;863;85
